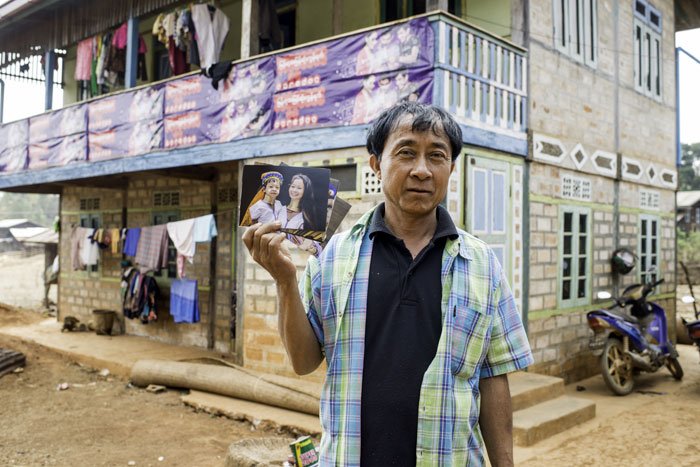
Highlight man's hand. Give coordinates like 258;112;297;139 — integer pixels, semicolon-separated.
242;221;296;284
242;221;323;375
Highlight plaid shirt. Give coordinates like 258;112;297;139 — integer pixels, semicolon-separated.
301;206;533;466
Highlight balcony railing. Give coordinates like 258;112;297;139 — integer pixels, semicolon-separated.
0;13;527;182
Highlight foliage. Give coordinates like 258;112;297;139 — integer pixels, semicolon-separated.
0;192;58;227
677;228;700;263
678;143;700;191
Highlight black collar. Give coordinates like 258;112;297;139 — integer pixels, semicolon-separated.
368;203;459;241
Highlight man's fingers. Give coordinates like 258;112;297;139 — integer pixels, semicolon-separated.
242;223;261;251
251;221;281;258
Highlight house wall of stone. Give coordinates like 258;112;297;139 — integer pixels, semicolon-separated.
58;165;238;354
526;0;677;382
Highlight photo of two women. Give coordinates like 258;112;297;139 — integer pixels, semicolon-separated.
239;165;330;241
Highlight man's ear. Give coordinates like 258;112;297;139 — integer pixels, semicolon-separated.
369;154;381;179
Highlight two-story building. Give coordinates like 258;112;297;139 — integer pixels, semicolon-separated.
1;0;698;383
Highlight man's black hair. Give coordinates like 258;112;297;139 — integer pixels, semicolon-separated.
366;102;463;161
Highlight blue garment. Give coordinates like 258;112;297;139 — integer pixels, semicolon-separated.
123;228;141;256
193;214;217;242
170;279;200;323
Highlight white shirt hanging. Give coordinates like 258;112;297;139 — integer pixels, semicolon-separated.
191;4;230;70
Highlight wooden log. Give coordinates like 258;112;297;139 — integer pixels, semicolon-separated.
0;348;26;377
130;359;319;416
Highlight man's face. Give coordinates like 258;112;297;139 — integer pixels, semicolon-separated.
397;27;409;42
396;73;408;89
370;116;454;219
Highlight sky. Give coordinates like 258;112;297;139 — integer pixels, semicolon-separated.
0;25;699;143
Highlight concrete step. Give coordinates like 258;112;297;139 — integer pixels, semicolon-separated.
509;371;565;411
513;395;596;447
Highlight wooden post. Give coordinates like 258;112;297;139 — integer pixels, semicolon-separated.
332;0;343;35
208;175;219;349
241;0;260;59
125;17;139;88
44;50;55;111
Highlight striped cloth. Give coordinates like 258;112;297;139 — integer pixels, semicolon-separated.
300;206;533;466
134;225;169;272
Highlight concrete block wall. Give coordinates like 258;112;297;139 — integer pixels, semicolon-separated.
58;166;237;353
239;148;381;381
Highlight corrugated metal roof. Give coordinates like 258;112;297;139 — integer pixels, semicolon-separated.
0;218;32;228
677;191;700;208
12;227;57;243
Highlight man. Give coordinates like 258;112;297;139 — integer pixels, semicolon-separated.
243;102;533;466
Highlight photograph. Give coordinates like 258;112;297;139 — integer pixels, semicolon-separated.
239;164;331;241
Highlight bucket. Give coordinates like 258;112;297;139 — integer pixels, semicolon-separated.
92;309;116;336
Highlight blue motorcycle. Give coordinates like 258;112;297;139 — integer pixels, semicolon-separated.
587;278;683;395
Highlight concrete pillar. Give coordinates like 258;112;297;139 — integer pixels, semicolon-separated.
241;0;260;59
44;50;55;111
427;0;449;12
125;17;139;88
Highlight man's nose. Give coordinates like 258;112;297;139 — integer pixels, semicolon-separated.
410;155;432;179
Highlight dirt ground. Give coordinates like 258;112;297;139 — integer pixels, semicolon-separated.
0;308;292;466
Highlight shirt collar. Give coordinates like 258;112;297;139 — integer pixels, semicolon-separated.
368;203;459;241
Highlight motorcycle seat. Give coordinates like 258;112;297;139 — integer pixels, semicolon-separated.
608;309;639;325
686;319;700;328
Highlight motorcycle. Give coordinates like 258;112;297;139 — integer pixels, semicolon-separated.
681;294;700;360
587;278;683;396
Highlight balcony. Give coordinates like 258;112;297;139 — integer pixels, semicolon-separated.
0;13;527;192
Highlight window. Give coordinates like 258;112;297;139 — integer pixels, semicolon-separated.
153;212;179;279
79;213;101;273
380;0;459;22
553;0;598;67
633;0;662;99
695;207;700;225
560;207;590;306
639;215;658;283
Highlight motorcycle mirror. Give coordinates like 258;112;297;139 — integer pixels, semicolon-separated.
597;291;612;300
681;295;695;304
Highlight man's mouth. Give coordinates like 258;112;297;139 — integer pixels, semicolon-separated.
407;188;431;194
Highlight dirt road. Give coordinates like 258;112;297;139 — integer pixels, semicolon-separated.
0;308;291;466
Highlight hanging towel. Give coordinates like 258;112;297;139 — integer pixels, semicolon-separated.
71;227;86;270
170;279;200;323
123;228;141;256
111;228;121;254
80;229;99;266
75;38;93;81
191;4;230;70
193;214;218;242
166;218;196;260
135;225;169;272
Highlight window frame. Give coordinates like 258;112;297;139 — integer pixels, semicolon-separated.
558;206;592;308
633;0;662;100
553;0;598;68
638;214;659;284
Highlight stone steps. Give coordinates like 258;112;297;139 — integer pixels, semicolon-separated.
509;372;596;446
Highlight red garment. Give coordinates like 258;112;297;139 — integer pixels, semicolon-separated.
168;37;189;75
112;23;148;53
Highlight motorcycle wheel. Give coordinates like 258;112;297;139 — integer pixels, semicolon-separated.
666;357;684;380
600;337;634;396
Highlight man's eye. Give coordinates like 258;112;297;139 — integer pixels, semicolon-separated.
397;149;414;157
430;152;449;161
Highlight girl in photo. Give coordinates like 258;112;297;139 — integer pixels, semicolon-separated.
242;171;287;225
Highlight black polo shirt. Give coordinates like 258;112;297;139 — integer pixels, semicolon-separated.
360;203;458;466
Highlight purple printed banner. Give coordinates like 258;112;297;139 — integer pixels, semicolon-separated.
1;18;436;176
0;120;28;173
271;18;434;131
28;105;87;169
88;86;164;161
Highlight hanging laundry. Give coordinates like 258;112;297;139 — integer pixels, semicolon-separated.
81;229;99;267
166;218;196;260
193;214;218;242
191;4;230;70
170;279;200;324
71;227;86;270
75;38;93;81
134;225;169;272
122;270;159;323
123;228;141;256
110;228;121;254
168;37;189;75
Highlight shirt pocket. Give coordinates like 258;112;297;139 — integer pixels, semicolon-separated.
450;304;493;377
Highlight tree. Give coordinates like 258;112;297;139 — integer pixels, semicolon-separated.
0;192;58;227
678;142;700;191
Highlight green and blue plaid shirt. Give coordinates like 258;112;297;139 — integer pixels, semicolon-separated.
301;206;533;466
